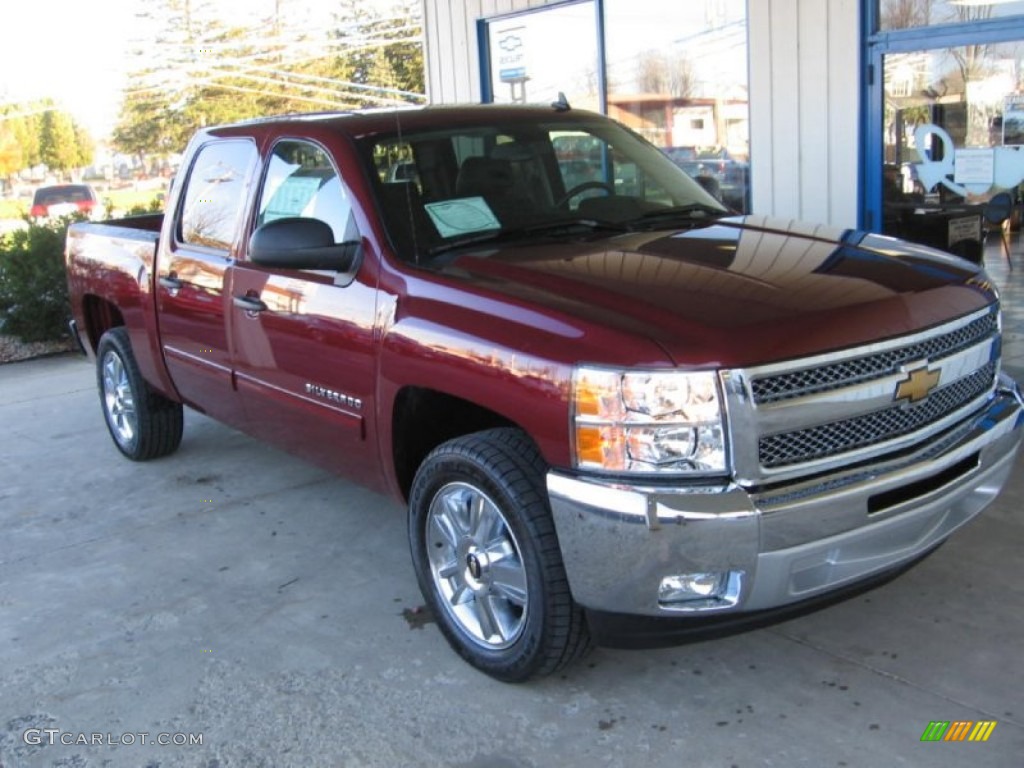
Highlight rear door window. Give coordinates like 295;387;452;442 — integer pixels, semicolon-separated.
178;140;258;251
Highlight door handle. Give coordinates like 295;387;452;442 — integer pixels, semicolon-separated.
232;295;268;313
158;274;182;297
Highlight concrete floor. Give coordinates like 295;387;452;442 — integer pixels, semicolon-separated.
2;253;1023;767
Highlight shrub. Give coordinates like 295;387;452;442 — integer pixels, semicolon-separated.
125;196;165;216
0;217;75;342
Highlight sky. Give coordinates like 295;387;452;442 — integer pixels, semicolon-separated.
0;0;379;137
0;0;138;134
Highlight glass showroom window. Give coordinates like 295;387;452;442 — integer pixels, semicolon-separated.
878;0;1024;31
603;0;750;212
881;40;1024;262
484;1;600;111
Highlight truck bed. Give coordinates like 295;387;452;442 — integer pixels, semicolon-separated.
66;213;170;394
67;213;162;268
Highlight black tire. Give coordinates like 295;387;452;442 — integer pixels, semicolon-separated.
96;327;183;461
408;427;591;682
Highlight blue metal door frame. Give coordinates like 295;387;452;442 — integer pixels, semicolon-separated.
863;7;1024;231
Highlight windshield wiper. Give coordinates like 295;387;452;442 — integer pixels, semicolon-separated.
427;217;628;257
522;217;630;236
627;203;728;230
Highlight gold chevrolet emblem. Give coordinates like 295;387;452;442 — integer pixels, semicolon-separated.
895;366;941;404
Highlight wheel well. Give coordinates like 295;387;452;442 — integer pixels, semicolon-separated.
81;296;125;353
392;387;517;500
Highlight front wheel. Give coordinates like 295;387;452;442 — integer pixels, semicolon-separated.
408;428;591;681
96;327;183;461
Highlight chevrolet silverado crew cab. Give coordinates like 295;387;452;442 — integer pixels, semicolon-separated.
66;104;1024;682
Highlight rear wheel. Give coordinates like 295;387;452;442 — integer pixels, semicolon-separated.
96;327;183;460
408;428;591;681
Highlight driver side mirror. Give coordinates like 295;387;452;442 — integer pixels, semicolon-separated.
249;217;360;272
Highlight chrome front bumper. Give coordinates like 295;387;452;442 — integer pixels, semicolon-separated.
547;377;1023;617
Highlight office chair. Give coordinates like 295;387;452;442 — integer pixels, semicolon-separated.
983;191;1014;269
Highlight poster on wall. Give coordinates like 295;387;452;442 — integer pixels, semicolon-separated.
484;1;598;109
1003;96;1024;145
953;148;994;186
492;24;529;84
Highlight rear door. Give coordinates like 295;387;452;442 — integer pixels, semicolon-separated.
156;138;258;424
227;138;381;480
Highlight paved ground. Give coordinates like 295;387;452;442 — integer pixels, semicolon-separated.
2;255;1023;767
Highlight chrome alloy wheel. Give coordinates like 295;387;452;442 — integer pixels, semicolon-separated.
102;349;137;446
426;481;529;649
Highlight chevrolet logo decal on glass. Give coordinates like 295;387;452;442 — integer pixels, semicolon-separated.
895;365;941;404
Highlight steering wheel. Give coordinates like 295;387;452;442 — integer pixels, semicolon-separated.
556;181;614;208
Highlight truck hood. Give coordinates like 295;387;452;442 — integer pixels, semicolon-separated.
439;215;997;368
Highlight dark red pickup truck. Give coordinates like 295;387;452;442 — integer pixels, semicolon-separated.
66;104;1023;681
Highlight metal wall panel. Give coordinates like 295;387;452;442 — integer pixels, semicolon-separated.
750;0;860;227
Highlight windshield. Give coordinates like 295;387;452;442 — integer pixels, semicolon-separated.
360;116;728;262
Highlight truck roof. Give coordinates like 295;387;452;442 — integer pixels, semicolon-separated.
201;102;597;140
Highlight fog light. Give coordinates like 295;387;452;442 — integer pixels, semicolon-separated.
658;572;728;603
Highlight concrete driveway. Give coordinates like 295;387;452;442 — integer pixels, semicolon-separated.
1;354;1021;767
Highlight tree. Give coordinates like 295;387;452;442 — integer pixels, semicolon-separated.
0;106;42;176
38;110;80;176
73;121;95;169
635;50;695;98
112;0;425;157
0;121;23;179
880;0;933;30
12;110;41;168
330;0;424;103
114;81;194;158
0;103;87;180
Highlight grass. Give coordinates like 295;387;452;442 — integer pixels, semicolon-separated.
102;187;166;215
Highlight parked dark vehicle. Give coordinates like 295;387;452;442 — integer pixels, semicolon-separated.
664;145;750;211
66;104;1023;681
31;184;104;220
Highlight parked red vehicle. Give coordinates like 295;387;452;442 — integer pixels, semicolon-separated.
31;184;104;220
66;104;1023;681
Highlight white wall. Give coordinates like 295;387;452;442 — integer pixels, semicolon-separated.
748;0;861;228
423;0;863;229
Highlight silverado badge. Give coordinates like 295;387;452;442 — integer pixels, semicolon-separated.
895;365;940;404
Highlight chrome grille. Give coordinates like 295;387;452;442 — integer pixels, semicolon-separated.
725;306;1003;485
751;309;998;404
758;362;997;468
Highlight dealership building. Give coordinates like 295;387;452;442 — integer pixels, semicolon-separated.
423;0;1024;257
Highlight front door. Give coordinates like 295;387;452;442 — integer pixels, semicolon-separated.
228;138;381;482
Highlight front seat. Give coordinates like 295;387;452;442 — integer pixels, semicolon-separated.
455;157;532;223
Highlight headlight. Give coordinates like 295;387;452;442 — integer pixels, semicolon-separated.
572;367;727;475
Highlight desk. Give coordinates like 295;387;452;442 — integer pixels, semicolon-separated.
883;203;984;264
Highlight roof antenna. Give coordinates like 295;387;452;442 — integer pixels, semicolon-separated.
551;92;571;112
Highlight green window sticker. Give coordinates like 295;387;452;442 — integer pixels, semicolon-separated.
263;175;323;222
425;197;500;238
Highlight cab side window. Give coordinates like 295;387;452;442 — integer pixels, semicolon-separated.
258;140;358;243
179;140;258;250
